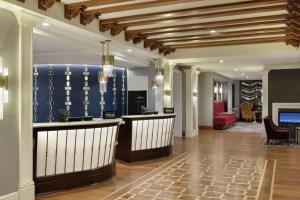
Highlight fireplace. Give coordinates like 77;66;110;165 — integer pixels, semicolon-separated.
272;103;300;125
278;108;300;126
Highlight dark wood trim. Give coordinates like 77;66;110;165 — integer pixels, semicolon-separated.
35;164;116;195
38;0;58;11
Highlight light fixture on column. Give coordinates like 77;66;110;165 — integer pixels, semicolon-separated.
155;59;164;84
152;80;159;94
219;84;223;94
214;83;218;94
101;40;114;78
0;62;8;120
98;71;107;94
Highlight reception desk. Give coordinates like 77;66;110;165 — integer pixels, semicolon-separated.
116;114;176;162
33;119;121;194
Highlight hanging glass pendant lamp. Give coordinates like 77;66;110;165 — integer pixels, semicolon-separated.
98;70;107;94
102;40;114;78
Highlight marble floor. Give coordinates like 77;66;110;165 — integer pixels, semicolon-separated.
37;130;300;200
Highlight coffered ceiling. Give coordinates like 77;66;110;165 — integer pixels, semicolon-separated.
31;0;299;56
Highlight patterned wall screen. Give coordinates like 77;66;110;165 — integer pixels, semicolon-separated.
33;64;127;123
240;80;262;111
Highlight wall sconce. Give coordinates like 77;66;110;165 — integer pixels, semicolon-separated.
164;89;171;96
152;80;159;94
0;67;8;120
155;68;164;84
193;91;198;97
219;84;223;93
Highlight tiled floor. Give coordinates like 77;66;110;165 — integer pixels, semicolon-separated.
114;156;266;200
37;131;300;200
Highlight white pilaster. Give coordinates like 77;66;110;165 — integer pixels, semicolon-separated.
183;68;200;137
15;11;43;200
262;69;270;118
262;68;270;138
154;58;164;113
164;62;175;108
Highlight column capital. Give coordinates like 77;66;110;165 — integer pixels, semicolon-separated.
14;10;44;27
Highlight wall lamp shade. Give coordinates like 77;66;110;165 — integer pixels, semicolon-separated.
214;86;218;94
155;68;164;84
152;80;159;94
164;90;171;96
0;63;8;120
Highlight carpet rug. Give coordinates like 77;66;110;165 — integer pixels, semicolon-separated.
224;122;263;133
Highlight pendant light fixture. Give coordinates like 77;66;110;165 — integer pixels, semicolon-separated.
101;40;114;78
98;70;107;94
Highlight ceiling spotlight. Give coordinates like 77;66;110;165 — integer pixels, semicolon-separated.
210;30;217;33
234;68;238;72
42;22;50;27
219;60;224;63
127;49;132;52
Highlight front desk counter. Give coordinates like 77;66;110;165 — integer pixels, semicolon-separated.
33;119;121;194
116;114;176;163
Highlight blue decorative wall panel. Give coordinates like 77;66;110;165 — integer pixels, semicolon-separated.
33;64;127;123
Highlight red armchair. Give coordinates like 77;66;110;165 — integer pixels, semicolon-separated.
263;117;289;144
213;101;236;130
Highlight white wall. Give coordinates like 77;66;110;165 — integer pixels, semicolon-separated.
0;8;19;197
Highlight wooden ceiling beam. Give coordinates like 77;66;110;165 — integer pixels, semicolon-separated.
160;30;287;44
114;5;287;28
84;0;199;15
39;0;60;11
66;0;129;9
155;27;287;41
127;14;287;35
170;37;286;48
142;20;287;37
101;0;286;24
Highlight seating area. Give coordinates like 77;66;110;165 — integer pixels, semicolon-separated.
213;101;237;130
240;103;256;122
263;117;289;145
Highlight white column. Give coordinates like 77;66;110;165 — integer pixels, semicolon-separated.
262;69;270;118
262;68;270;138
163;62;175;108
183;68;200;137
15;11;43;200
154;58;164;113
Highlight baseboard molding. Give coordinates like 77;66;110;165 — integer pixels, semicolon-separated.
0;192;18;200
199;126;213;130
18;181;35;200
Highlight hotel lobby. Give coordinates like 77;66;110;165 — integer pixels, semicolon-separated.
0;0;300;200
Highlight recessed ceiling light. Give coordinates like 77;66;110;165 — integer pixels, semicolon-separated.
234;68;238;72
127;49;132;52
241;73;245;76
210;30;217;33
219;59;224;63
42;22;50;27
